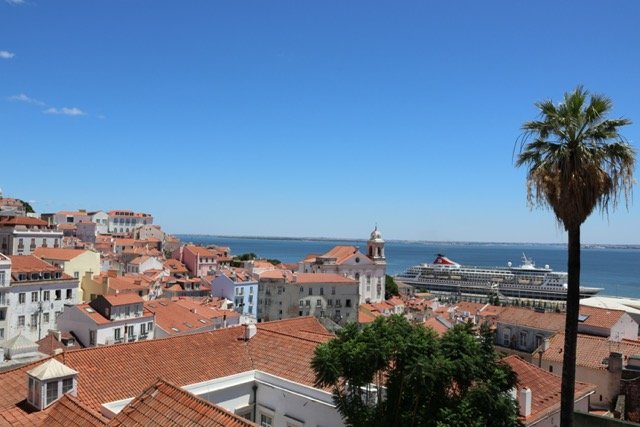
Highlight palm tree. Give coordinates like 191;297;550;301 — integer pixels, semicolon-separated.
516;86;635;427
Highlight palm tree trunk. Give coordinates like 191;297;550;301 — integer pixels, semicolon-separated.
560;226;581;427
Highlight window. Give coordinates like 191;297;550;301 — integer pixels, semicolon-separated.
55;311;61;320
89;330;96;346
260;414;273;427
549;365;553;373
46;381;59;406
18;315;25;327
519;332;528;348
114;328;121;341
331;286;336;295
299;300;304;307
73;271;79;279
327;299;333;307
305;300;310;307
0;328;3;340
299;286;304;293
31;313;38;329
31;292;38;302
43;312;50;323
62;378;73;394
319;287;324;295
346;299;352;308
147;322;154;331
55;290;61;300
503;328;511;347
308;287;313;296
140;323;147;336
43;290;50;301
316;299;322;307
19;293;26;304
66;289;72;300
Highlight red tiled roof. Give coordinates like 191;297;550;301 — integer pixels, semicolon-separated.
0;216;48;226
41;394;107;426
317;245;360;264
577;305;628;330
128;255;151;266
424;317;451;336
0;318;330;425
34;248;90;261
8;255;72;281
503;355;595;425
144;299;213;335
108;379;257;427
184;245;219;258
103;293;144;306
495;307;565;332
295;272;357;284
543;332;640;370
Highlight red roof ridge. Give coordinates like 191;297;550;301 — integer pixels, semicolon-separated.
257;327;329;345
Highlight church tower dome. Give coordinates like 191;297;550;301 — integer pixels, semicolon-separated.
367;226;385;263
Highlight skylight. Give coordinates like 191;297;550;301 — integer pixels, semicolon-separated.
578;314;590;322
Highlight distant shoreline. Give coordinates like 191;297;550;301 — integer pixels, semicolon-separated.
175;234;640;250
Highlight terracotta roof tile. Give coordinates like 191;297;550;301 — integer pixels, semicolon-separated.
503;355;595;425
144;299;213;335
495;307;565;332
577;305;628;330
41;394;107;426
103;293;144;306
33;248;90;261
317;245;360;264
0;317;330;424
108;379;257;427
543;332;640;370
0;216;48;226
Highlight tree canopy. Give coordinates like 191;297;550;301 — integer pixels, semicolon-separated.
312;316;520;427
384;274;399;299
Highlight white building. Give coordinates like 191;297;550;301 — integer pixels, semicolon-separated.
298;226;386;303
89;211;109;234
107;210;153;234
0;216;64;256
0;254;11;341
259;271;359;324
56;293;155;347
0;255;79;343
126;255;164;275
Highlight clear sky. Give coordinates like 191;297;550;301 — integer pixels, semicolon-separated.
1;1;639;244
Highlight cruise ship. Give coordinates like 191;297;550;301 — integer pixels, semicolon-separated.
395;254;602;300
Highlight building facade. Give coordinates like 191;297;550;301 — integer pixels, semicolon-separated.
1;255;79;343
298;227;386;303
0;216;64;256
107;210;153;234
211;269;258;321
259;271;359;324
57;293;155;347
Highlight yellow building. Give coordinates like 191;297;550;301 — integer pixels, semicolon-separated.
33;247;101;303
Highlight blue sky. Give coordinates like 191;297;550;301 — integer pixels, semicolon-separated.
1;1;639;244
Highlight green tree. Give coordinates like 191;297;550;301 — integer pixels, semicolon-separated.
516;86;635;426
18;199;34;213
384;275;399;299
312;316;520;427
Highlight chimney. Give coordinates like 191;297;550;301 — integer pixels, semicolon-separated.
519;387;532;417
608;352;623;373
244;324;257;341
542;337;550;352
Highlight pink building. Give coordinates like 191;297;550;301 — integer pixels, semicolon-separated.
174;245;230;278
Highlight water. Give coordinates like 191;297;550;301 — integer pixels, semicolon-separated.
178;235;640;299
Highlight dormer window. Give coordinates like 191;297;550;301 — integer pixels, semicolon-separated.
27;359;78;410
